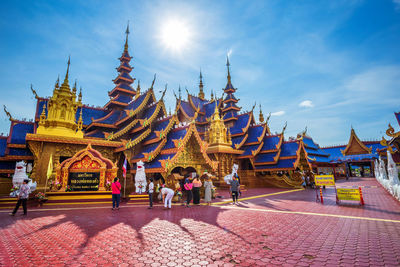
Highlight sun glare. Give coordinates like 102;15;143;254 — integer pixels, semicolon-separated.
161;19;190;51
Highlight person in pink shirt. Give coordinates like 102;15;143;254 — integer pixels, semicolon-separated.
111;177;121;210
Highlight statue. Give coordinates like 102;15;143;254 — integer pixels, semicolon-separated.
224;163;239;185
10;161;37;197
379;156;389;190
387;150;400;199
374;159;380;182
134;160;147;194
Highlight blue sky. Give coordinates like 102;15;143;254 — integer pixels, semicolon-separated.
1;0;400;146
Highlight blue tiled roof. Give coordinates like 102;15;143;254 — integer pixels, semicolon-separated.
322;146;344;159
132;142;161;159
395;112;400;127
225;82;234;90
260;135;280;151
112;94;132;104
0;161;16;169
121;72;133;80
305;147;330;157
76;107;108;126
117;83;134;91
240;144;260;156
190;95;208;109
223;111;237;120
232;135;246;147
8;148;32;156
145;118;173;141
307;155;331;163
255;152;278;163
180;101;195;117
365;142;385;153
142;104;158;120
303;137;320;150
224;94;237;102
121;51;131;58
322;143;382;163
96;110;121;125
0;138;7;157
126;91;149;111
145;153;176;169
122;62;131;69
224;102;239;109
246;125;264;144
163;128;188;149
255;158;296;170
203;101;218;118
10;123;34;144
230;113;250;135
334;153;378;162
280;142;299;157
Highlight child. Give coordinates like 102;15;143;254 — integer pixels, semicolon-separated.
148;178;154;209
230;175;240;205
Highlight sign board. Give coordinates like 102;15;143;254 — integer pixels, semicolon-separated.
69;172;100;191
337;188;361;201
314;175;335;186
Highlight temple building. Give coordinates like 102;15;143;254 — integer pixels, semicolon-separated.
0;26;395;194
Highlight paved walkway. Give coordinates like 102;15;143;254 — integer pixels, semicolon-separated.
1;177;399;266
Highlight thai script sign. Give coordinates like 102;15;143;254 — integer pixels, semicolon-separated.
337;188;361;201
69;172;100;191
314;175;335;186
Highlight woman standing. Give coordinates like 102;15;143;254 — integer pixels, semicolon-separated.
111;177;121;210
184;177;193;207
192;175;202;205
203;177;213;205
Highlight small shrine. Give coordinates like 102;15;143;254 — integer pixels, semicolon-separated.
56;144;117;191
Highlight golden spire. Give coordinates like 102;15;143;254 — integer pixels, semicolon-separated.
72;80;77;95
198;70;205;99
210;90;214;101
135;80;141;99
55;75;60;90
39;103;46;126
60;57;71;91
209;103;229;145
78;87;82;102
259;104;264;123
226;55;231;84
124;21;130;52
178;85;182;100
77;107;83;131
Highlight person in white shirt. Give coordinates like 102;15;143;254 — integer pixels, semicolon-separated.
160;186;175;209
148;178;154;209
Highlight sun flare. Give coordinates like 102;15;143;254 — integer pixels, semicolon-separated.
161;19;190;51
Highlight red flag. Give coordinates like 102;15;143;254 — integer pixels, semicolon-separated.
122;158;127;178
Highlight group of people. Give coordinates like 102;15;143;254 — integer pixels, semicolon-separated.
110;172;241;210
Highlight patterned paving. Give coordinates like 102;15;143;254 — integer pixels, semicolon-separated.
0;177;399;266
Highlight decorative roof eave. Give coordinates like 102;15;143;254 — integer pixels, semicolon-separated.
295;140;313;170
90;109;118;125
223;98;238;104
237;141;264;159
224;87;236;93
7;144;26;149
86;122;118;129
255;166;296;172
138;102;165;129
342;128;372;156
231;113;253;138
104;100;129;109
115;89;153;126
259;134;284;154
117;64;133;72
139;138;168;163
106;119;139;141
112;75;134;84
178;102;195;120
0;155;34;161
130;167;166;174
188;95;203;111
108;86;135;97
245;124;269;146
159;123;218;172
206;144;243;154
222;106;241;112
223;116;238;123
143;115;178;145
119;127;152;151
0;169;15;173
234;134;248;149
25;133;122;147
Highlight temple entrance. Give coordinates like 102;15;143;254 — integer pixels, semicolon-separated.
348;162;373;177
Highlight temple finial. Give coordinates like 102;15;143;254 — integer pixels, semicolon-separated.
78;87;82;102
30;84;39;99
259;104;264;123
226;55;231;83
198;69;205;99
55;75;60;89
65;56;70;82
73;80;77;94
135;80;141;99
124;21;130;51
210;90;214;100
178;85;181;100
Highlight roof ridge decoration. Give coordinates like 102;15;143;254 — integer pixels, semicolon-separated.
341;128;372;156
3;105;15;122
121;88;154;122
142;138;167;162
151;115;178;143
159;123;218;173
105;119;139;140
123;127;152;149
234;134;248;149
386;123;400;139
139;101;165;127
30;84;39;99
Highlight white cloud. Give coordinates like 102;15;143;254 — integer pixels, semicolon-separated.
299;100;314;108
394;0;400;11
271;111;285;116
227;48;233;57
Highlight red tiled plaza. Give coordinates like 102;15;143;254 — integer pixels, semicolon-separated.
1;177;400;266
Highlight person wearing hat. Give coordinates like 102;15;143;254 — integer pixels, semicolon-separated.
10;179;30;216
160;186;175;209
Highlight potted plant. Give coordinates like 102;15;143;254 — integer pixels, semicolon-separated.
35;192;47;207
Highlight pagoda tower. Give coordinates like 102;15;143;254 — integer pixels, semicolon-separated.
222;56;241;127
198;70;205;100
105;22;136;109
36;57;83;138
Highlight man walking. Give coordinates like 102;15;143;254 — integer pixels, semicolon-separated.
10;179;30;216
148;178;154;209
